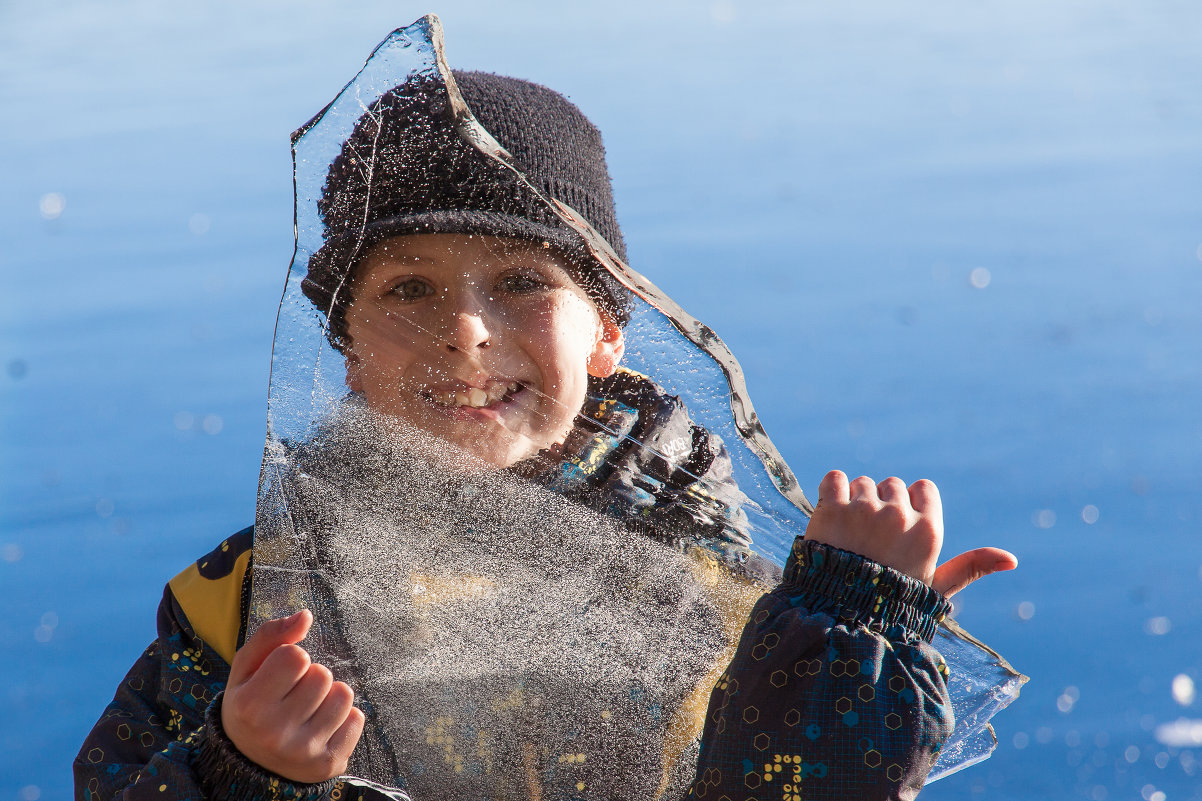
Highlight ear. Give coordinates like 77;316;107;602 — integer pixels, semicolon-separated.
586;312;625;378
344;349;365;393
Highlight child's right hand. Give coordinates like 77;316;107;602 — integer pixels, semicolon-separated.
221;610;365;783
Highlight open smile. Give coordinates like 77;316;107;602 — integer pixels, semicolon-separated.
420;378;526;411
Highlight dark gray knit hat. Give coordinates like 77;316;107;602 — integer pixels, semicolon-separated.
303;70;631;346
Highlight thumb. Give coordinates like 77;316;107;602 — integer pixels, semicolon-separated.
228;609;313;686
932;548;1018;598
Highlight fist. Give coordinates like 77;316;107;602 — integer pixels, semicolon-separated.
805;470;1017;597
221;610;365;783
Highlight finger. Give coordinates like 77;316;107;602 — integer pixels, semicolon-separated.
307;681;356;735
244;643;314;701
325;705;366;768
932;547;1018;598
876;477;908;504
818;470;850;505
908;479;941;516
228;609;312;686
282;662;335;721
848;475;879;503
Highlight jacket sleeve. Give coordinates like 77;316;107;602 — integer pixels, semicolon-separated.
74;531;337;801
689;539;955;801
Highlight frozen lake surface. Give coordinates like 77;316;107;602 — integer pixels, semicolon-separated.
2;1;1200;798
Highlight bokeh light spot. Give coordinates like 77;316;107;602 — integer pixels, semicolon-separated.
6;358;28;379
1171;674;1195;706
38;192;65;220
1144;616;1171;636
188;213;211;235
709;0;736;23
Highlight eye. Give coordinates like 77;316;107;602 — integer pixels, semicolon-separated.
498;271;551;294
389;277;435;302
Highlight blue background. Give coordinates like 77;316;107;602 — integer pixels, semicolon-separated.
2;2;1200;798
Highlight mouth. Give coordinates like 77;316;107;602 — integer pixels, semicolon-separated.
421;379;525;410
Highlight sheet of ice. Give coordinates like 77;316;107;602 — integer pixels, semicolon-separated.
252;14;1026;795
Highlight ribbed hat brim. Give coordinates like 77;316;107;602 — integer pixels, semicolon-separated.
318;209;588;263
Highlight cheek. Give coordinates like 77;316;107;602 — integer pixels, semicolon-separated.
348;310;443;377
524;304;599;389
354;341;416;377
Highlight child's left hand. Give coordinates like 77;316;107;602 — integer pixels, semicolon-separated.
805;469;1017;597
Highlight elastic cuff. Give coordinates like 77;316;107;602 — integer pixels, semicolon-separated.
780;538;952;642
193;693;337;801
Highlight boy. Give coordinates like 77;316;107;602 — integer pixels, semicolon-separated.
76;66;1015;801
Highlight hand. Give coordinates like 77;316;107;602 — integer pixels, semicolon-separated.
805;470;1017;597
221;610;365;783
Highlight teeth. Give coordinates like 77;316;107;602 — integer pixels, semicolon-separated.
427;380;522;409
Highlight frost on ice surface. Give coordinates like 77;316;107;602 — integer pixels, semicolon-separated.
251;14;1024;795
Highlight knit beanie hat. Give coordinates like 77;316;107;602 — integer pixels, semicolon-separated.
303;69;631;347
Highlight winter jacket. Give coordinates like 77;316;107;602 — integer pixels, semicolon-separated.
75;371;953;800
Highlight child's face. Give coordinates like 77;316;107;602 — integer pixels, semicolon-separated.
343;233;625;468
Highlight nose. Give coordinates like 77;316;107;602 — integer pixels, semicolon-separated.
442;295;494;354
